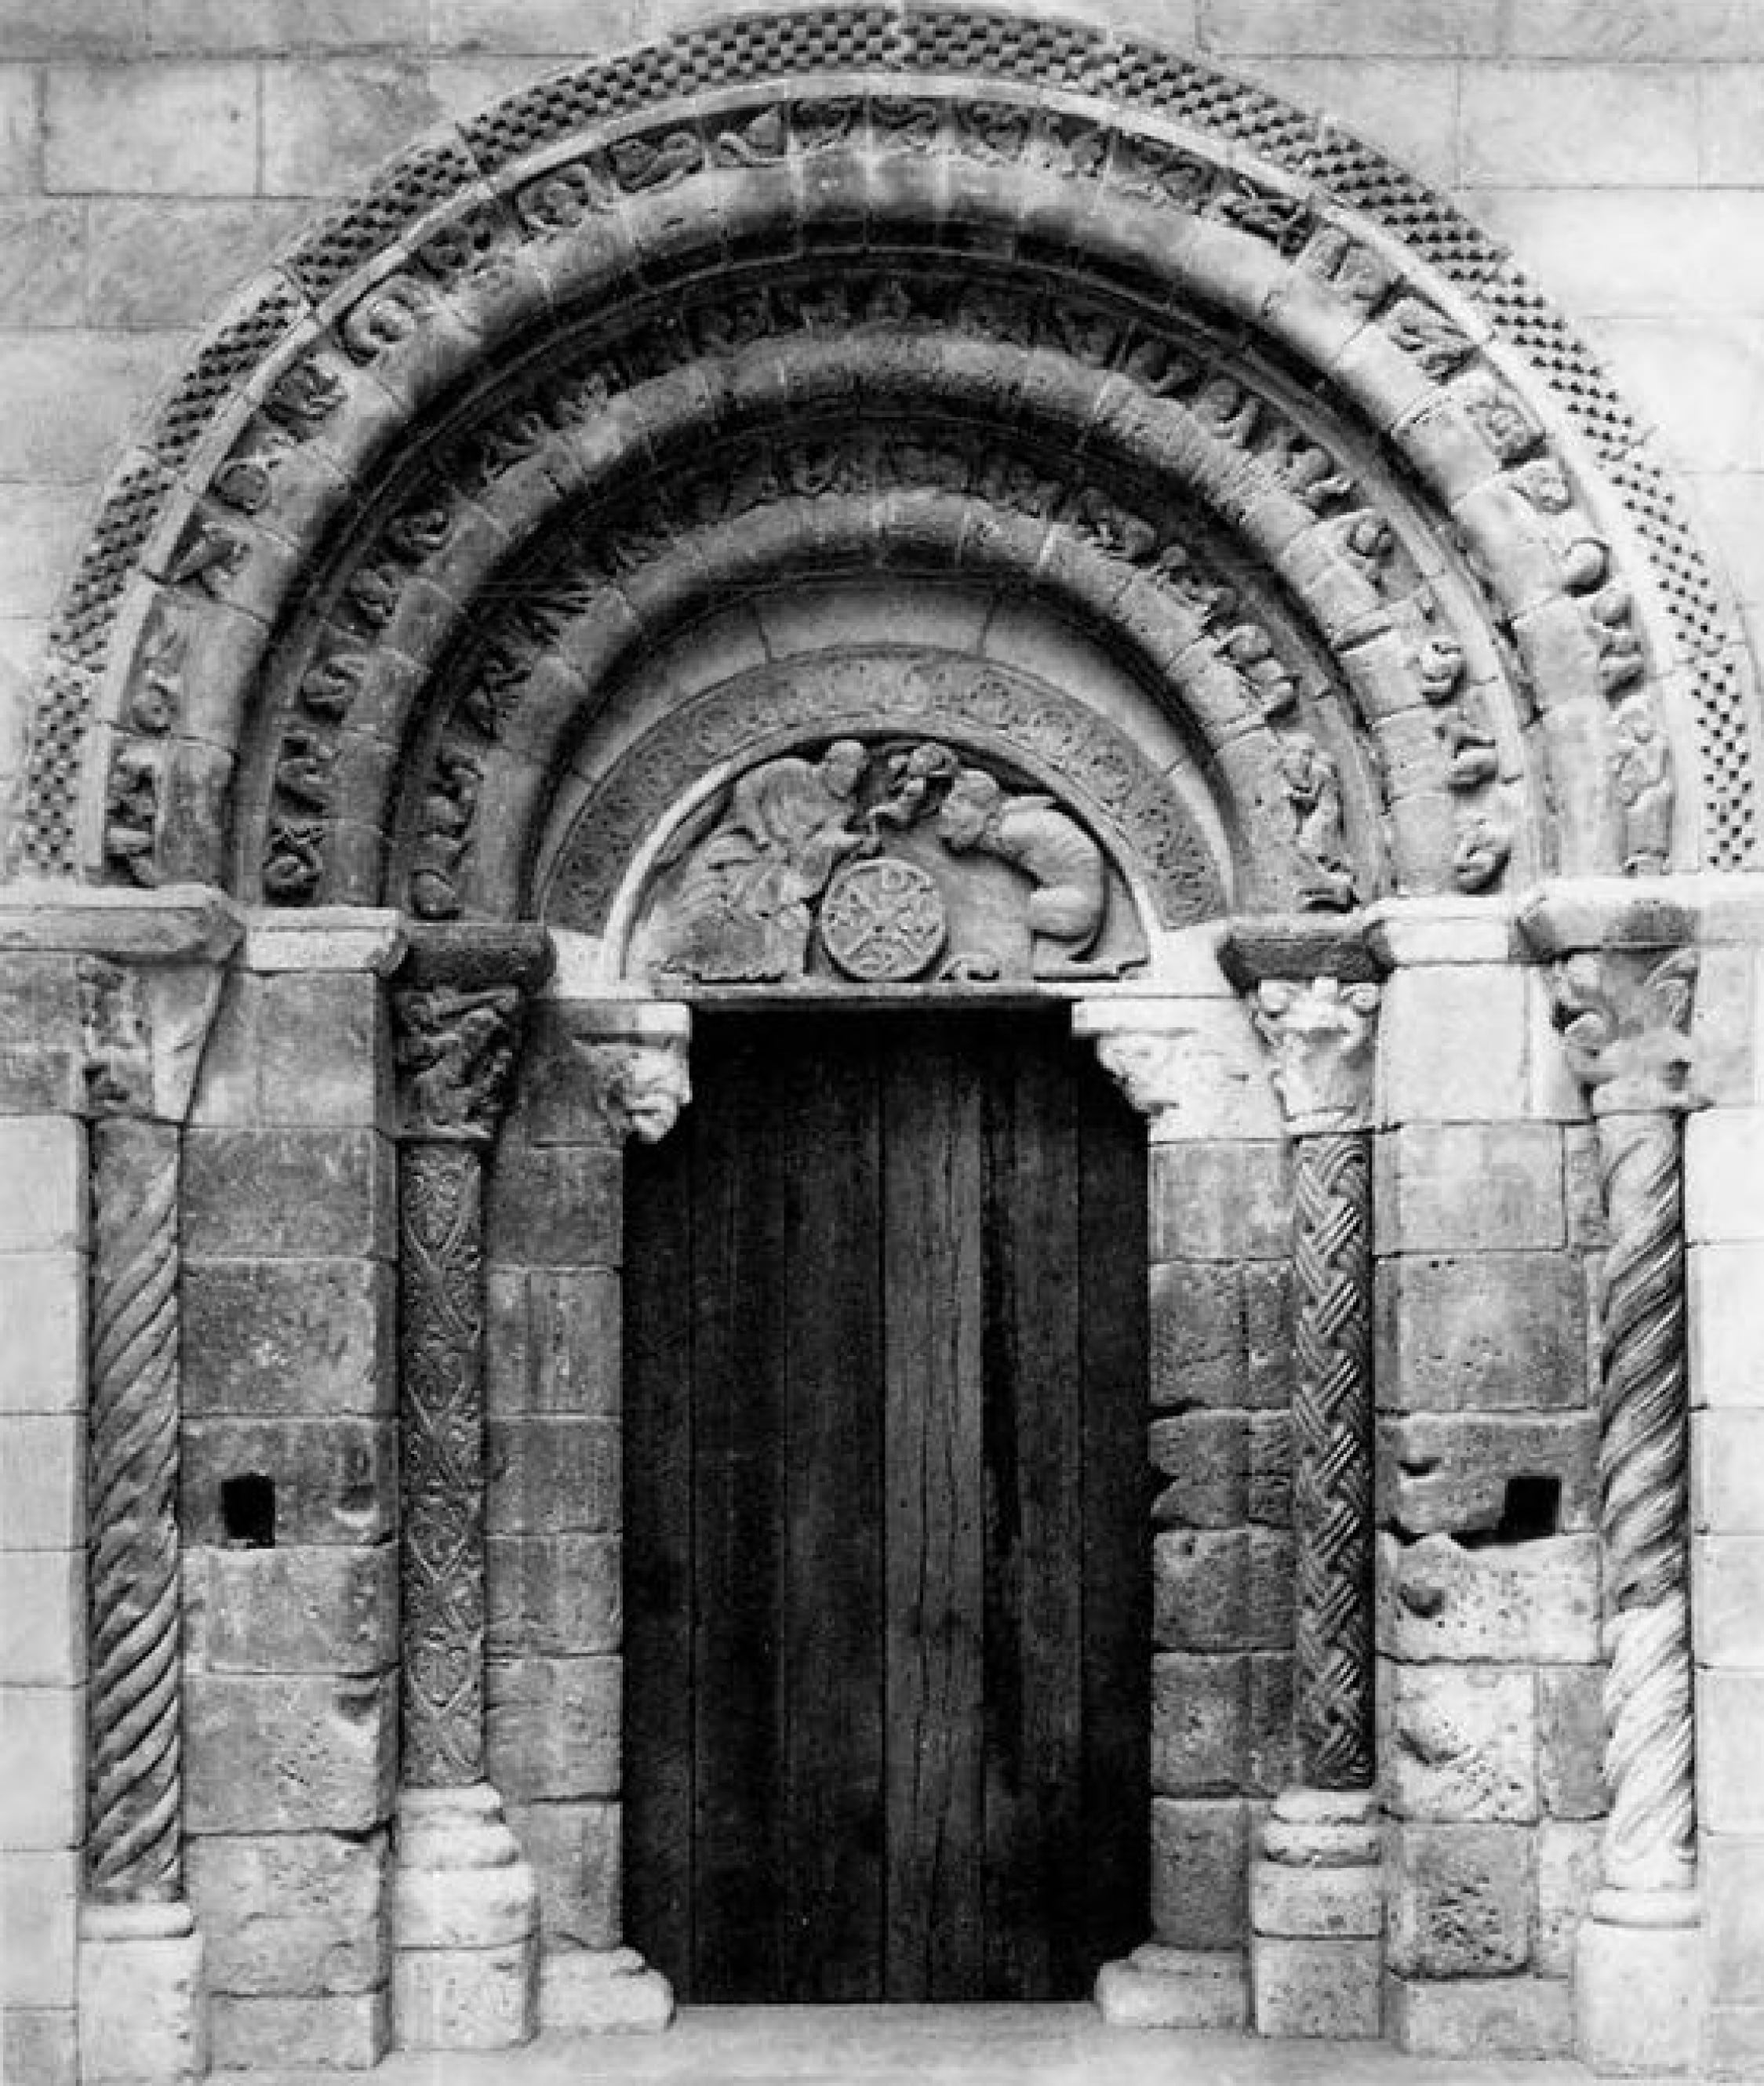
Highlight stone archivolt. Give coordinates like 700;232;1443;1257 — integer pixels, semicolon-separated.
11;39;1742;923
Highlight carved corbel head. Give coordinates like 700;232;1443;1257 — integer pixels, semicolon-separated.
1091;1030;1191;1121
574;1037;693;1146
1251;975;1380;1136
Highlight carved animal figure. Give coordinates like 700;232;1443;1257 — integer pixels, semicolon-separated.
933;766;1111;977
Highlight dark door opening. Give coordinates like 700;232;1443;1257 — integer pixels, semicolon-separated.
622;1008;1150;2002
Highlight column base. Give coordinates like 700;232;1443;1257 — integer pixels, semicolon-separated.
1250;1789;1383;2040
1094;1944;1248;2028
540;1946;675;2033
78;1902;207;2085
391;1783;539;2051
1575;1888;1704;2076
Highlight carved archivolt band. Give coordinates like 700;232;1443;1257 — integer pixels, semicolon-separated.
398;1139;489;1788
1594;1107;1696;1893
1290;1128;1375;1790
86;1117;184;1901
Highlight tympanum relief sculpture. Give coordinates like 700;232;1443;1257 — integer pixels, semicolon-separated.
629;736;1148;987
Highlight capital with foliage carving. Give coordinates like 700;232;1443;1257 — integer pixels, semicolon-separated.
391;926;554;1143
1548;947;1698;1116
1251;976;1380;1136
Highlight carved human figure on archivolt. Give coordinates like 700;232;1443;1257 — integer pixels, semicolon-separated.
623;733;1152;987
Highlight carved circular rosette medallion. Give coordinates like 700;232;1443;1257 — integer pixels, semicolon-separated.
819;857;947;981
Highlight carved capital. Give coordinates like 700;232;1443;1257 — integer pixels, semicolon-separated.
392;925;553;1143
1549;947;1698;1116
1072;998;1274;1139
78;956;226;1126
1251;976;1380;1136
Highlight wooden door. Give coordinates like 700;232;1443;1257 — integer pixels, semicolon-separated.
622;1009;1149;2003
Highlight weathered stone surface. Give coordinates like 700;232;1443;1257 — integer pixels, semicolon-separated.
1151;1797;1248;1950
0;1121;82;1253
1376;1122;1567;1253
1246;1412;1292;1526
1378;1533;1601;1663
486;1535;621;1659
1694;1534;1764;1666
187;1830;387;1996
1689;1240;1764;1409
1248;1653;1294;1796
184;1128;394;1260
488;1416;620;1536
1694;1408;1764;1532
486;1269;620;1418
0;1550;82;1684
1148;1259;1242;1409
393;1939;536;2051
1533;1819;1601;1977
488;1146;622;1269
208;1990;389;2072
0;1687;81;1850
0;2004;75;2086
261;56;442;194
1252;1935;1383;2038
1150;1142;1291;1262
1376;1252;1588;1412
506;1800;620;1953
1387;1824;1533;1977
186;1545;395;1676
1537;1665;1609;1819
185;1674;395;1833
486;1654;620;1802
85;198;311;328
77;1926;206;2085
1700;1670;1764;1833
1152;1653;1247;1797
44;60;257;193
1708;1831;1764;2007
183;1417;396;1547
1378;965;1527;1125
184;1259;391;1417
1576;1916;1705;2075
1379;1412;1598;1537
540;1946;674;2033
1154;1531;1292;1653
0;1251;82;1416
1686;1109;1764;1245
1094;1943;1248;2029
0;1416;80;1550
1251;1858;1383;1939
1383;1664;1538;1823
1;1850;77;2004
1149;1411;1246;1527
1388;1972;1573;2059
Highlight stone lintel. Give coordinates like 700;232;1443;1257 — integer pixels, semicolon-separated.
243;907;408;974
1219;913;1380;991
0;882;242;965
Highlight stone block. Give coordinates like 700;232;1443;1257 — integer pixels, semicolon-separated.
1377;965;1526;1125
255;970;388;1127
0;335;184;482
1377;1122;1566;1253
1708;1833;1764;2006
1700;1671;1764;1833
184;1417;396;1547
0;1550;82;1684
185;1673;395;1833
186;1544;395;1676
1198;0;1501;56
393;1939;536;2051
0;1851;76;2004
184;1259;391;1416
1576;1914;1705;2075
1153;1530;1242;1652
1387;1823;1533;1978
1461;61;1700;187
1709;2003;1764;2078
1694;1535;1764;1666
184;1128;393;1260
506;1800;620;1951
1690;1241;1764;1409
209;1990;389;2071
487;1535;621;1659
1251;1935;1383;2039
1247;1654;1293;1795
1245;1264;1295;1409
1246;1412;1291;1526
187;1829;388;1996
488;1146;622;1268
1246;1532;1294;1649
1538;1666;1608;1819
85;197;311;327
1379;1412;1597;1538
0;1687;82;1848
1152;1654;1247;1797
78;1924;207;2084
0;70;39;193
1687;1110;1764;1245
1695;1409;1764;1532
540;1946;674;2033
1379;1532;1600;1664
486;1268;620;1417
1;2005;75;2086
486;1654;621;1802
0;1120;82;1252
1388;1972;1573;2058
261;56;442;194
45;60;258;193
1148;1259;1242;1410
1148;1411;1246;1528
1383;1664;1537;1823
0;1416;80;1549
1093;1942;1248;2029
1706;60;1764;180
149;0;430;50
1377;1252;1588;1412
0;956;85;1115
1250;1858;1382;1940
0;1252;82;1415
1533;1819;1601;1977
1151;1142;1289;1262
488;1416;620;1537
1151;1797;1247;1951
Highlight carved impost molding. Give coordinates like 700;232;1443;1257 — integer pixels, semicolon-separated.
1220;916;1383;1139
558;998;693;1148
242;903;408;976
1071;994;1283;1143
391;924;555;1143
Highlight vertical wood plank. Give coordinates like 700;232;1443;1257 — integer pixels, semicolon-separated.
883;1018;987;2000
779;1017;886;2000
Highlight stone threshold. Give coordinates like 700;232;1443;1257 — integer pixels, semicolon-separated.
211;2004;1615;2084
